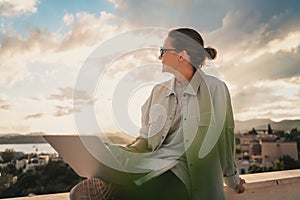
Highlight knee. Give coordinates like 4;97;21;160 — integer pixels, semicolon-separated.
69;181;82;200
69;178;113;200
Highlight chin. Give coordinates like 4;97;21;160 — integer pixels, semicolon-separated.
162;65;176;76
162;64;171;73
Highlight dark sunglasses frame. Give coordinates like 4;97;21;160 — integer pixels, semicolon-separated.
160;47;177;57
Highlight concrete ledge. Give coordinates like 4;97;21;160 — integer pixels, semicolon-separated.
1;193;69;200
2;169;300;200
225;169;300;200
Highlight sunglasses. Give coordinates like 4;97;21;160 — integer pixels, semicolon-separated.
160;47;177;57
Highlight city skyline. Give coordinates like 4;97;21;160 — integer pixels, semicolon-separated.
1;0;300;135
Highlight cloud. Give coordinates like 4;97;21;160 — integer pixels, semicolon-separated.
107;0;300;90
235;98;300;122
241;31;300;63
0;11;129;88
59;11;129;51
0;125;30;133
105;50;159;78
233;0;300;28
0;104;11;110
31;97;41;101
108;0;230;30
0;62;31;88
63;13;74;26
205;5;300;121
207;10;300;62
48;87;97;105
199;4;300;88
232;84;279;111
0;29;59;88
109;0;300;31
48;87;73;101
24;113;44;120
266;31;300;54
0;95;11;110
0;0;39;17
0;97;4;104
53;105;79;117
1;0;300;133
222;46;300;86
231;78;300;121
1;29;59;55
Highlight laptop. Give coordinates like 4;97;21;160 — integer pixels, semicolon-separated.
43;135;148;186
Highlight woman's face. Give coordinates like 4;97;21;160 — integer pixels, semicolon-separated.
159;37;181;74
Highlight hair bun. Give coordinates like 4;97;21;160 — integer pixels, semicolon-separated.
205;46;217;60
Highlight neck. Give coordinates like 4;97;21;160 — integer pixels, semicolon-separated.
174;64;194;83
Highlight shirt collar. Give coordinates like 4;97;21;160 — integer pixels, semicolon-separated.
164;68;205;97
185;68;205;96
164;78;176;97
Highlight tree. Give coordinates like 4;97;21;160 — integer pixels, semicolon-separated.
0;160;84;198
0;173;13;191
272;160;284;171
1;163;18;176
267;124;273;134
249;128;257;135
279;155;300;170
1;149;15;163
290;128;298;137
248;164;259;173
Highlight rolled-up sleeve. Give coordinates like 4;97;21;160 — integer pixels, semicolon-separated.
219;127;240;188
217;83;240;189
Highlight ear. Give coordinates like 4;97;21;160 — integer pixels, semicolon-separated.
178;50;191;62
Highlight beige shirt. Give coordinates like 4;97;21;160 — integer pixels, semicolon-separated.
136;69;239;199
133;79;191;191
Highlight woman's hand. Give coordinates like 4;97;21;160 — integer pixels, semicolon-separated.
235;178;246;194
125;138;148;153
120;145;139;153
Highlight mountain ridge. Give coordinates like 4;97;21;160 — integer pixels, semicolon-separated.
234;118;300;133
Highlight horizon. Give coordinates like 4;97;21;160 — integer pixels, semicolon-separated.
1;1;300;135
1;117;299;136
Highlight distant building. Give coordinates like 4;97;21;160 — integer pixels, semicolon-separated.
15;159;27;170
15;152;26;159
261;141;298;166
26;154;50;170
236;133;277;163
237;160;250;174
50;156;63;162
235;126;300;173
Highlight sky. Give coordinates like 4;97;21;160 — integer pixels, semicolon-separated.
0;0;300;135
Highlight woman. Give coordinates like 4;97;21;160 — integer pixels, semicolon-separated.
70;27;245;200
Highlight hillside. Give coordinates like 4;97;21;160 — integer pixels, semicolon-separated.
0;132;134;144
235;119;300;133
0;134;47;144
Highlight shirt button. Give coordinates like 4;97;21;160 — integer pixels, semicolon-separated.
186;139;189;143
161;135;165;139
169;117;173;120
183;94;186;97
184;117;187;120
190;163;193;167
